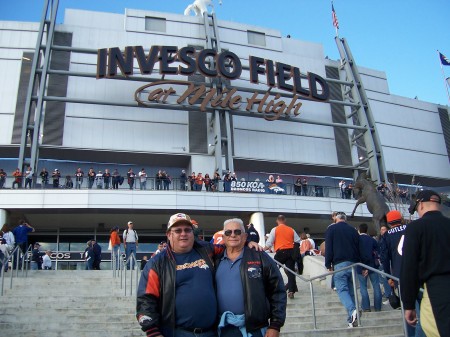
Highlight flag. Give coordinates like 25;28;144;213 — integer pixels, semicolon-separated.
439;52;450;66
332;3;339;29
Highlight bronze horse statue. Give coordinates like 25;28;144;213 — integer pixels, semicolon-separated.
350;172;390;233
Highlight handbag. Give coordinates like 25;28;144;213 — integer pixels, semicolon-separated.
389;287;401;309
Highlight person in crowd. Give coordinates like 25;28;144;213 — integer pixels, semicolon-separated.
40;167;49;188
0;168;7;189
84;240;94;270
127;168;136;190
230;172;237;182
264;215;300;299
0;234;8;272
245;223;260;243
136;212;260;337
191;219;202;240
24;166;33;189
156;170;163;190
188;172;195;191
357;223;382;313
401;190;450;336
299;232;312;257
12;168;22;189
110;226;121;270
215;218;287;337
223;172;232;192
103;169;111;189
123;221;138;270
194;172;204;191
140;255;148;270
31;243;45;270
346;183;354;199
139;168;147;190
306;233;316;249
92;239;102;270
204;173;212;191
151;242;165;258
213;171;221;191
378;223;392;301
211;229;225;245
95;170;104;189
162;171;171;190
112;169;120;189
87;168;96;189
13;220;35;268
339;180;346;199
381;210;424;336
301;178;308;196
266;175;275;183
275;175;283;183
294;178;302;196
42;250;52;270
1;224;15;254
52;169;61;188
325;212;360;328
75;167;84;189
180;170;187;191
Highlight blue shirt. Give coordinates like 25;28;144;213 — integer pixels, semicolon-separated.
173;250;217;328
13;225;33;244
216;249;245;315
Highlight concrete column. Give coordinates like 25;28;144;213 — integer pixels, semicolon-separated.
249;212;265;246
0;209;7;227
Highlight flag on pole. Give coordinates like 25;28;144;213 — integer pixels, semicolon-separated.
439;52;450;66
332;3;339;29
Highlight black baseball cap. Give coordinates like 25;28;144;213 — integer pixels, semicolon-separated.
409;190;441;214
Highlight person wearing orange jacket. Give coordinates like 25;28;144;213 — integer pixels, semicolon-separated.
110;226;121;269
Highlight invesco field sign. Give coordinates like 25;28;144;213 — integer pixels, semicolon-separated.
96;46;330;121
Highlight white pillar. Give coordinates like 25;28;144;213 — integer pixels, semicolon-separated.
249;212;265;246
0;209;7;227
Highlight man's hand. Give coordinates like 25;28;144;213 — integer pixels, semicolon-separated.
404;309;418;326
247;241;263;251
265;328;280;337
388;278;395;288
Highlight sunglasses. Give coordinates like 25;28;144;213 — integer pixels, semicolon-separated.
171;228;193;234
224;229;243;236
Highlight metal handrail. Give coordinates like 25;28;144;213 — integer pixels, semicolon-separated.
273;259;408;336
0;244;33;296
120;253;139;296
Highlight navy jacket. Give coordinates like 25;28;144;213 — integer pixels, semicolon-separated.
325;221;360;269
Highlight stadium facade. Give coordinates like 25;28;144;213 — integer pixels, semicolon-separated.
0;2;449;267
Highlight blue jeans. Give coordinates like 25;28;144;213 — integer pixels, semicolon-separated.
358;271;382;311
125;242;137;269
334;261;356;321
112;245;121;269
140;180;146;190
173;328;216;337
379;263;392;297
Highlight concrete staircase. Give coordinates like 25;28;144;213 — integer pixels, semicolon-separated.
0;270;142;337
0;265;405;337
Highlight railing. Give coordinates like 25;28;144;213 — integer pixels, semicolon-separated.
120;252;140;296
273;259;408;336
0;244;32;296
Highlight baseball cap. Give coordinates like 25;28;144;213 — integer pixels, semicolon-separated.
127;221;133;225
167;213;193;231
34;242;40;247
409;189;441;214
386;210;402;224
191;219;198;225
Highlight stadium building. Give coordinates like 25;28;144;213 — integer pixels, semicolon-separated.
0;1;449;268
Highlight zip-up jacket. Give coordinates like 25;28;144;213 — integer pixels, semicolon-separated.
136;241;223;337
215;247;287;332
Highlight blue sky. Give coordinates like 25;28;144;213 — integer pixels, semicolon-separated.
2;0;450;106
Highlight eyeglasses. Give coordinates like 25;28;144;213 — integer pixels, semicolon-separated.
171;228;194;234
224;229;243;236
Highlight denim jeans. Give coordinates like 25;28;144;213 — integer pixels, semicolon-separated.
125;242;137;269
112;245;121;270
334;261;356;320
379;263;392;297
358;271;382;311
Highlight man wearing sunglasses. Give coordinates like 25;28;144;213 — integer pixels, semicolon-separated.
137;213;261;337
216;218;286;337
401;190;450;337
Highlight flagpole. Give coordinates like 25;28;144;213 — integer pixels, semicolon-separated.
437;50;450;105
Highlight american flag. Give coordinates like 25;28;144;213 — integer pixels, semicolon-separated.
332;3;339;29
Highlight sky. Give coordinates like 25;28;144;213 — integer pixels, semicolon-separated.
1;0;450;106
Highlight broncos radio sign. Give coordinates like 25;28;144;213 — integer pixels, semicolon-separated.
231;181;286;194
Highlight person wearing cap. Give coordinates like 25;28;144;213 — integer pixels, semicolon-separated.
109;226;121;269
180;170;187;191
51;168;61;188
95;170;104;189
381;210;424;336
13;220;35;268
245;223;260;244
123;221;139;270
31;243;45;270
401;190;450;337
215;218;286;337
136;213;260;337
42;250;52;270
324;212;360;328
264;215;300;299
